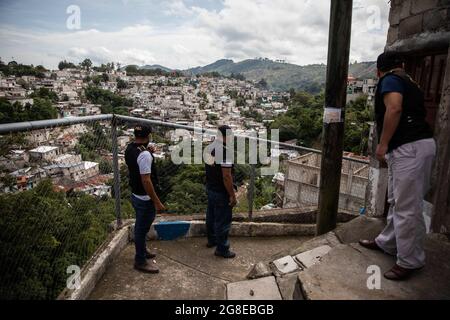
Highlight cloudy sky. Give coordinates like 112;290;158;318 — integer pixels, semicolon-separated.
0;0;391;70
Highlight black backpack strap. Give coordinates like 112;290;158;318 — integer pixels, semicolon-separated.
137;145;147;153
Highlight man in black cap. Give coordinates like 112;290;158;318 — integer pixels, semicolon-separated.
204;125;237;258
359;52;436;280
125;124;165;273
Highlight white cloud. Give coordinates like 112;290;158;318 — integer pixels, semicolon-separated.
163;0;194;17
0;0;390;69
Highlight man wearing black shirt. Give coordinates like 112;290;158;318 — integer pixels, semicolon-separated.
125;125;166;273
204;125;237;258
359;52;436;280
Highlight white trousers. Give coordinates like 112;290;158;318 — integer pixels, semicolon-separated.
375;138;436;269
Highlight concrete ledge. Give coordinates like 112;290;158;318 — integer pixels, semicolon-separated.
230;222;316;237
58;226;130;300
129;220;318;241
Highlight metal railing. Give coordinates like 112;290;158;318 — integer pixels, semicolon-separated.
0;114;370;222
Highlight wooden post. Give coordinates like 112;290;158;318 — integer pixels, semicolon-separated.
316;0;353;235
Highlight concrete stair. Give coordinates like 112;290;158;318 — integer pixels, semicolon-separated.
226;215;450;300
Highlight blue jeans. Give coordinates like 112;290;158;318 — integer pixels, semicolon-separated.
206;189;232;253
131;194;156;265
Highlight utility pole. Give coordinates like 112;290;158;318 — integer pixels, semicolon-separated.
316;0;353;235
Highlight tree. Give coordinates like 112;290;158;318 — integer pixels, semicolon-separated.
257;78;268;90
270;90;323;146
0;173;16;189
0;61;46;78
343;95;371;155
80;58;93;70
0;97;58;124
30;88;59;103
99;159;113;174
117;78;128;90
0;179;122;299
58;60;76;70
101;73;109;82
84;85;132;115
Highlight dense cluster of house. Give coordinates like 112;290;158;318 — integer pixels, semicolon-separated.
0;64;374;204
0;65;292;196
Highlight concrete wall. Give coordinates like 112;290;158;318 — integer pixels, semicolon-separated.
386;0;450;52
283;154;368;213
431;47;450;233
383;0;450;232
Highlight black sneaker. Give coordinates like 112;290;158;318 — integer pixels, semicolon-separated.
145;250;157;259
215;250;236;259
206;242;216;248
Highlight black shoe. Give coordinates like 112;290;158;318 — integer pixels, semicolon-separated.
145;250;157;259
134;261;159;274
215;250;236;259
206;242;216;248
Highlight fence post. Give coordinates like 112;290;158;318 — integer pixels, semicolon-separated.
111;115;122;227
247;164;256;220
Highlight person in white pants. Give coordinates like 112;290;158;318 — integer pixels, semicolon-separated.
359;52;436;281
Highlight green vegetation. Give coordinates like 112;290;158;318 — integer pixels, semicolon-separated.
93;62;115;73
116;78;128;90
0;60;47;78
253;176;277;209
271;90;372;154
270;91;324;146
343;96;372;154
30;87;59;103
84;85;132;115
124;65;182;77
58;60;77;70
75;123;113;173
0;180;123;299
80;58;93;71
0;97;58;124
0;133;27;156
226;90;246;107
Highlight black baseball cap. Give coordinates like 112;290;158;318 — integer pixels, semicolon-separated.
134;125;152;138
377;52;404;72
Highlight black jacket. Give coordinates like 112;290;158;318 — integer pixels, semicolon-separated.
375;70;432;152
124;142;160;197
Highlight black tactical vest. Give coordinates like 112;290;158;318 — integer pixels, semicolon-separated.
124;142;160;197
375;70;433;152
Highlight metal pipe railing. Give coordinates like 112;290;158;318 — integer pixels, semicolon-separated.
0;114;369;164
0;114;370;224
113;115;369;164
0;114;113;134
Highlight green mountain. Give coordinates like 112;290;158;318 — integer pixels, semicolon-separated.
140;64;174;73
185;58;376;93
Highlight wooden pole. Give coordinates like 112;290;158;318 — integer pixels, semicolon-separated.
316;0;353;235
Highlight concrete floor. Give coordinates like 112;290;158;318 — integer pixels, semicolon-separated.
89;236;311;300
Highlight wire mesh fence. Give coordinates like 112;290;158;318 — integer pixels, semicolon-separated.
0;117;124;299
0;114;370;299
